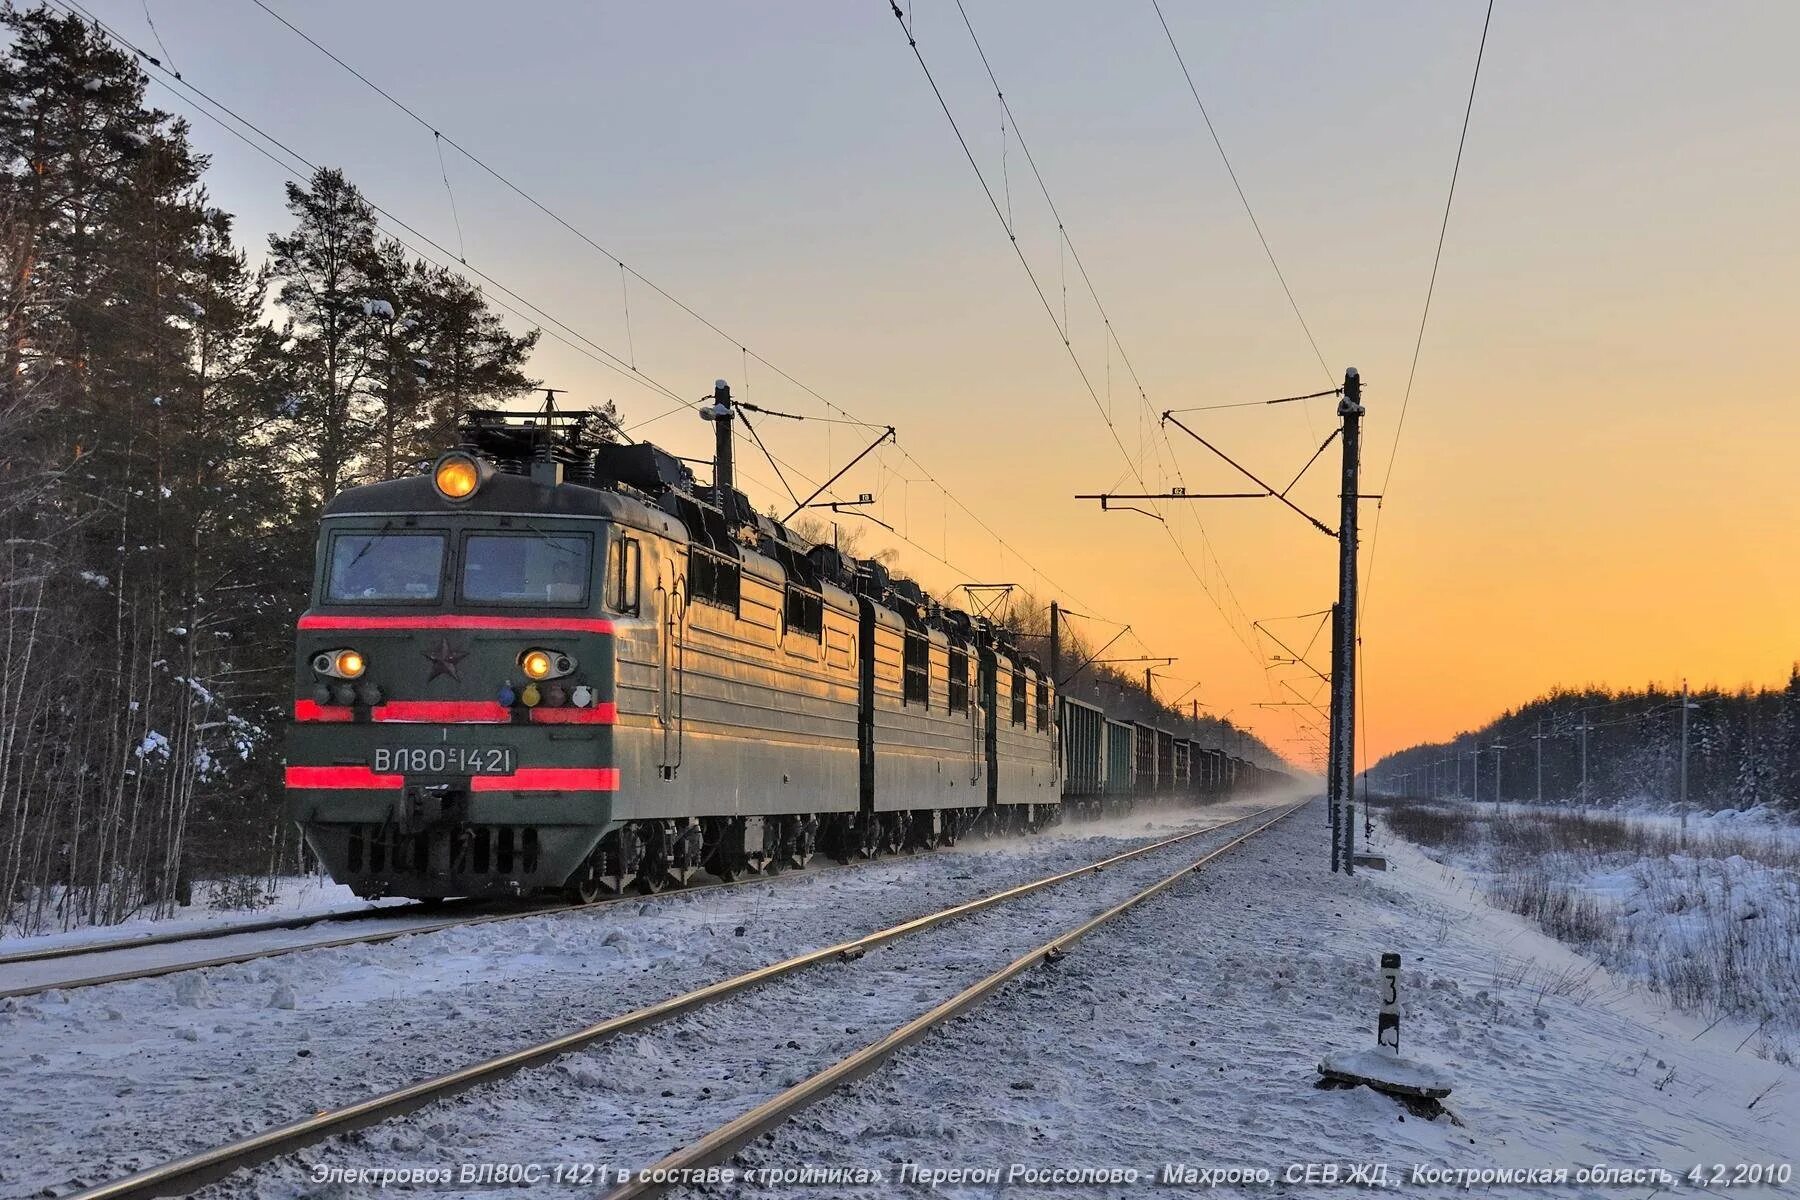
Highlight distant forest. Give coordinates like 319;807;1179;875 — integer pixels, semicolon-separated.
1369;670;1800;815
0;9;1272;932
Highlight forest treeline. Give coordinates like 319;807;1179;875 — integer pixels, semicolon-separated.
0;8;1273;932
0;8;549;930
1370;670;1800;814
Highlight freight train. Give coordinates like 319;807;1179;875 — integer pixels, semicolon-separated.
287;385;1282;901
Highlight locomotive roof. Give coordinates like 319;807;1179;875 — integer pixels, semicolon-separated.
330;419;1039;668
320;471;686;541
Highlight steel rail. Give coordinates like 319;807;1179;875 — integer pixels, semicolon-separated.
605;800;1305;1199
67;805;1280;1200
0;899;464;967
0;896;623;1000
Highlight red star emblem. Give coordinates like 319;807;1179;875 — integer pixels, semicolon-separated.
422;636;469;682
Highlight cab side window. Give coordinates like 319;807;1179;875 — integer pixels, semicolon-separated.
609;535;641;615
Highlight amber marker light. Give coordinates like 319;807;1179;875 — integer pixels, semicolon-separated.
433;452;482;501
518;648;576;680
311;649;366;679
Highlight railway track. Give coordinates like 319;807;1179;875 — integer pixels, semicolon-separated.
606;801;1303;1198
0;896;578;1000
61;802;1297;1199
0;900;432;968
0;803;1250;1002
63;801;1300;1199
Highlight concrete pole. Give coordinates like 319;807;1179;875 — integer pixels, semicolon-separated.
1679;680;1691;843
1492;744;1505;816
1579;715;1590;815
1535;716;1544;806
1330;369;1364;874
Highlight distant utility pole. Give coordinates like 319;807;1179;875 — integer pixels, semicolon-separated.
1470;746;1480;806
1678;681;1700;842
1491;743;1506;815
1533;717;1546;805
1574;712;1593;814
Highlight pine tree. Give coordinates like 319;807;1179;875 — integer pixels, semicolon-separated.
0;9;319;927
268;166;384;507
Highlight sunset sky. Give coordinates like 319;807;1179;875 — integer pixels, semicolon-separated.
86;0;1800;768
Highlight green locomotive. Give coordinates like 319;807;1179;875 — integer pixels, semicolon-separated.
288;384;1273;901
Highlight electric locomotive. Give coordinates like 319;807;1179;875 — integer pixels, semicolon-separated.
287;384;1059;901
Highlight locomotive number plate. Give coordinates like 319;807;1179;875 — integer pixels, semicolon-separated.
372;746;516;776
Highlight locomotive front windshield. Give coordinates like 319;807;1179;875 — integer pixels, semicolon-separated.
461;532;591;605
327;532;445;602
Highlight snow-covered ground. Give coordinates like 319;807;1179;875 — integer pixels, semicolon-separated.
189;802;1297;1197
1376;800;1800;1060
0;798;1276;1198
703;805;1798;1197
15;795;1794;1198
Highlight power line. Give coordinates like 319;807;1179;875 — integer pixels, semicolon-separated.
886;0;1265;666
948;0;1267;669
1357;0;1495;787
56;0;689;416
246;0;887;435
1166;387;1342;415
1378;0;1496;502
60;1;1124;639
1151;0;1333;391
235;0;1160;637
71;0;1261;743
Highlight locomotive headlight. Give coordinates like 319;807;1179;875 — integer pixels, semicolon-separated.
312;649;366;679
433;451;484;501
519;648;576;680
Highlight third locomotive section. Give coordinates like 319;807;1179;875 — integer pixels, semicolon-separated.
288;397;1279;903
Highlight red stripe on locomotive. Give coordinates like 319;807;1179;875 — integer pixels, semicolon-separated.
297;613;615;634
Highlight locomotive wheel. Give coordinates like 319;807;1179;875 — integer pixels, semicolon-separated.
826;816;852;865
572;875;606;905
858;815;883;860
789;815;816;869
668;819;705;887
636;868;671;894
881;812;911;856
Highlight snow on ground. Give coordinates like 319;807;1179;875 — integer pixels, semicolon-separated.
192;803;1299;1198
1377;800;1800;1057
0;798;1275;1199
695;803;1797;1198
0;876;405;955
